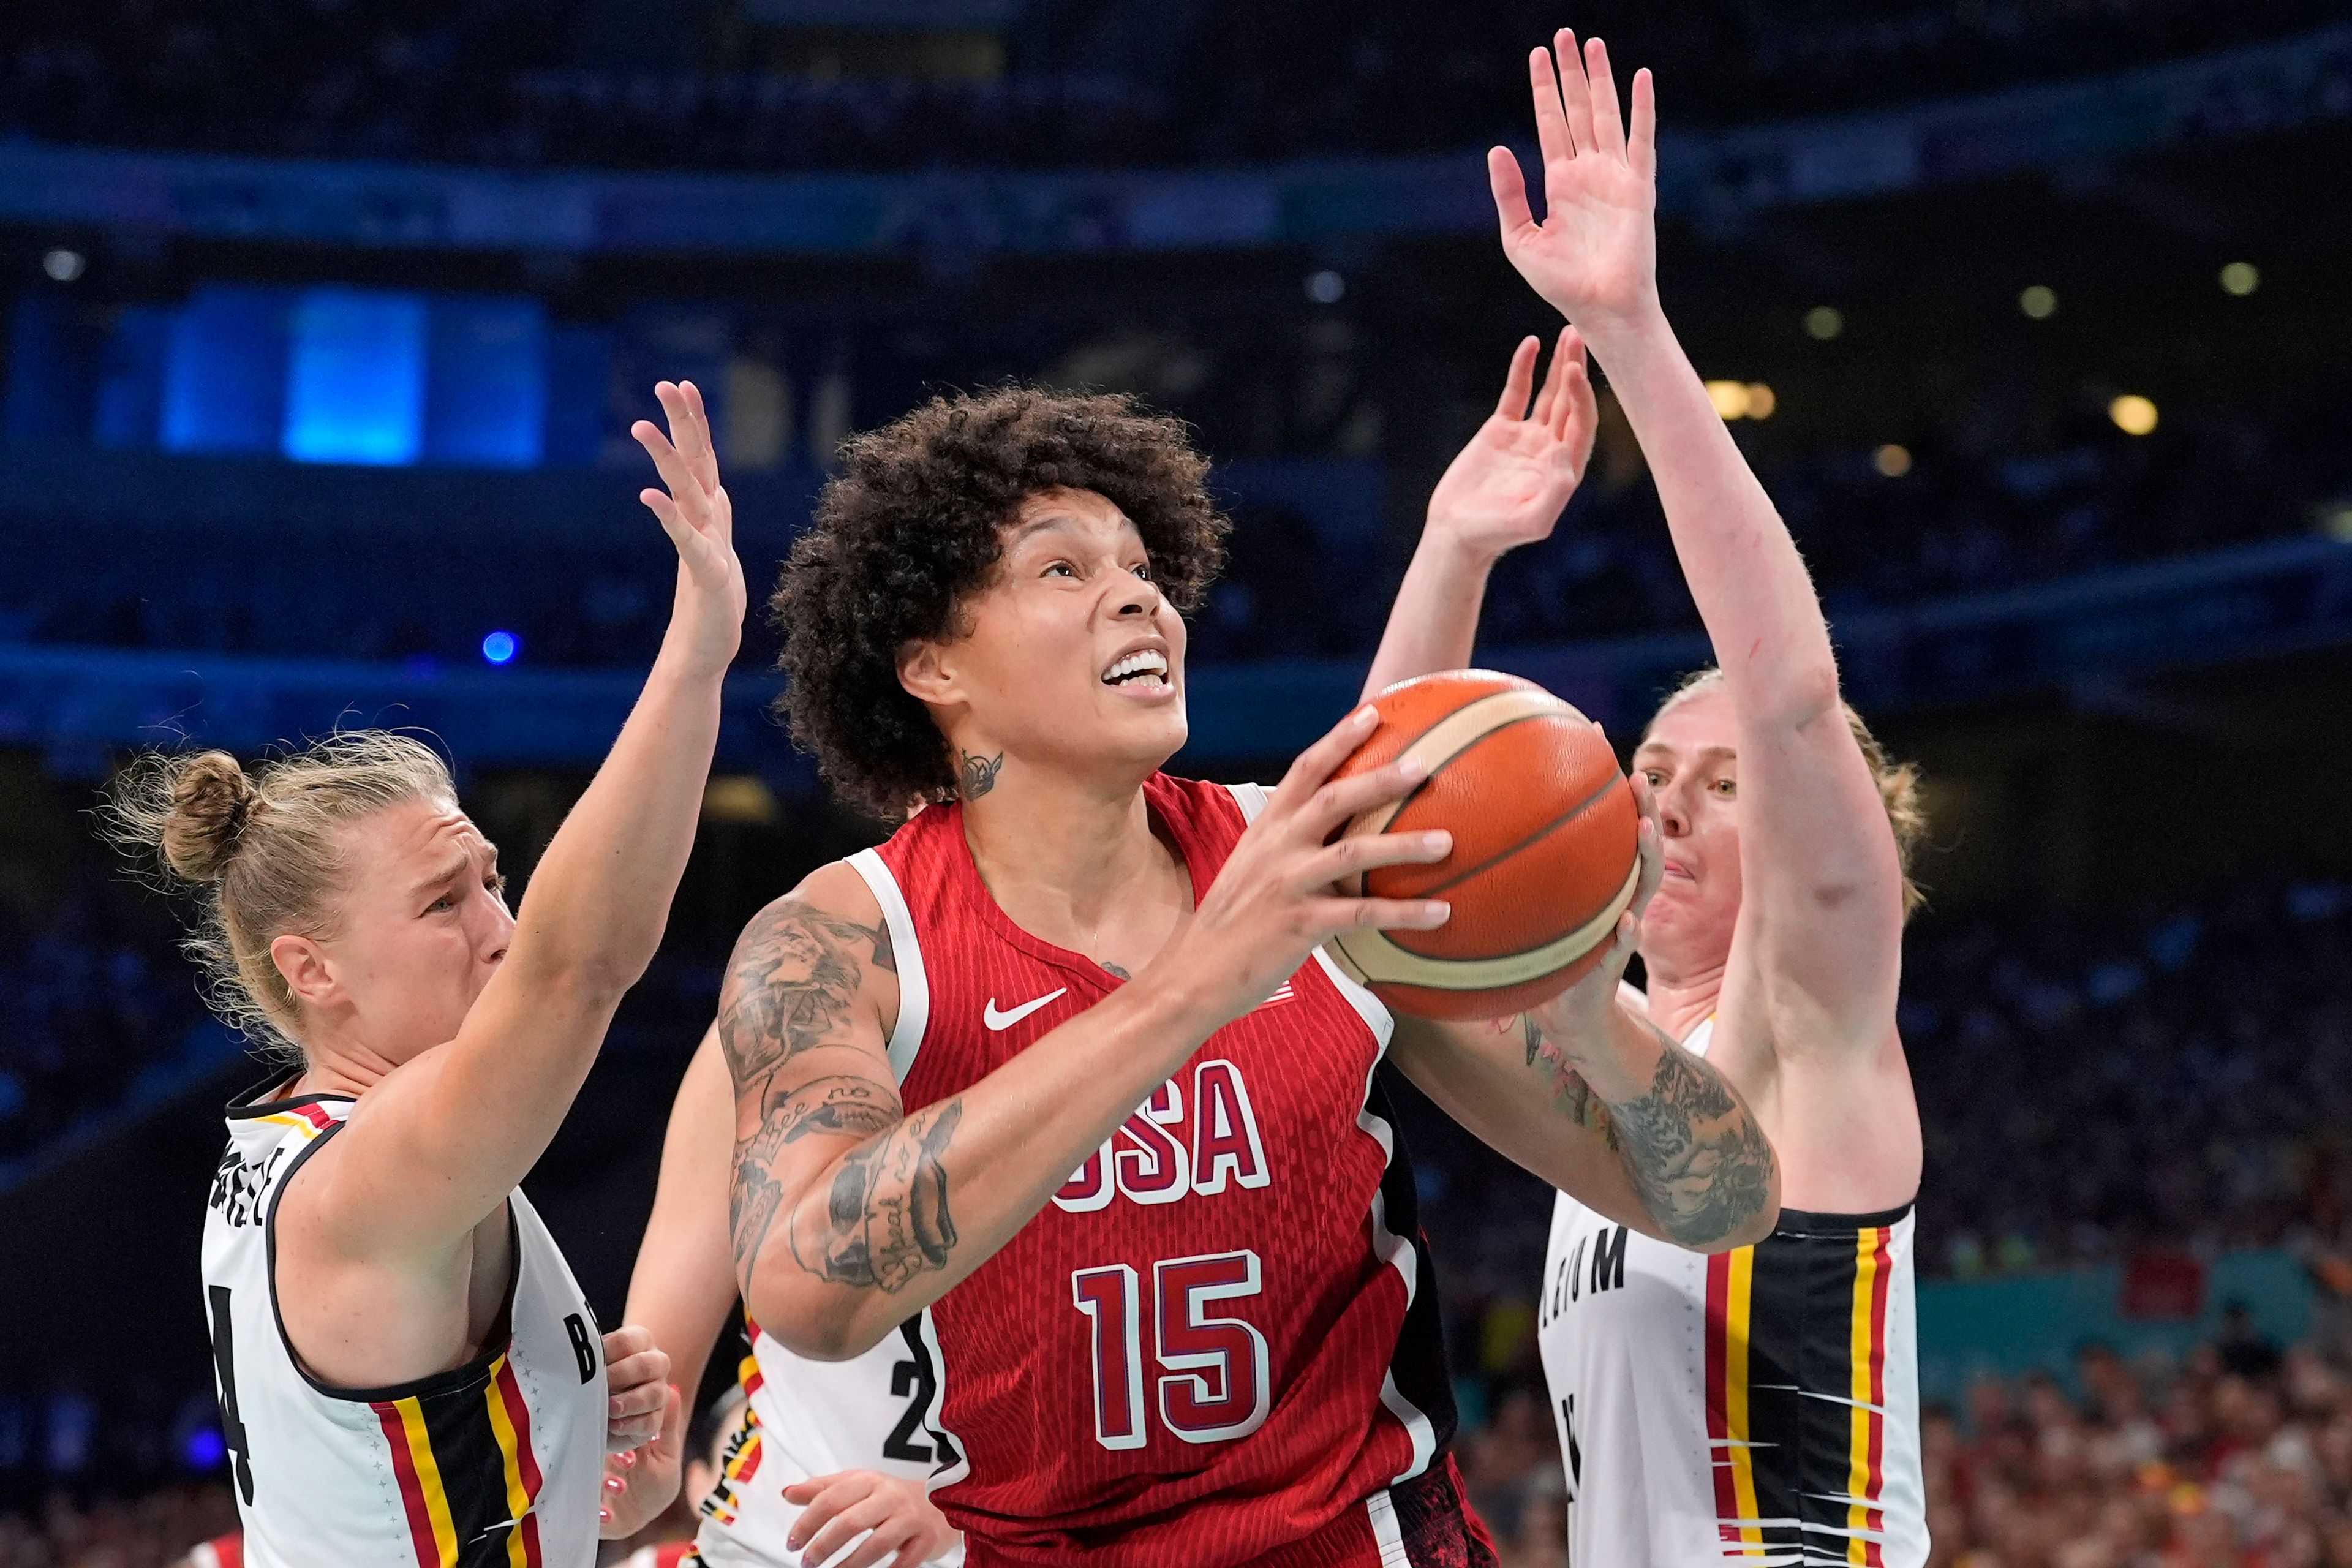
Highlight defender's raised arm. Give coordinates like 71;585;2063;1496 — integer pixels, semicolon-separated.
1489;36;1907;1047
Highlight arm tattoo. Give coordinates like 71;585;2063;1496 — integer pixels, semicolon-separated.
957;749;1004;800
1522;1016;1776;1248
718;900;892;1085
1102;962;1132;980
1523;1016;1616;1150
789;1100;964;1291
720;897;898;1284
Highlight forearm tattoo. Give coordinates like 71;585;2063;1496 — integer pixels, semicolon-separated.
789;1100;964;1291
1524;1016;1618;1148
1521;1016;1777;1248
722;900;960;1294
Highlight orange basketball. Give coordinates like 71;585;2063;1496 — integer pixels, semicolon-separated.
1324;669;1639;1020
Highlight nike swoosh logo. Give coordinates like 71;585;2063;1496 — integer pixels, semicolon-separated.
984;989;1068;1031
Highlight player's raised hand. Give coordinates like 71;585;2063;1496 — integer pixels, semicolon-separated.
1487;34;1659;330
1426;328;1599;562
1155;706;1453;1020
633;379;747;677
783;1469;961;1568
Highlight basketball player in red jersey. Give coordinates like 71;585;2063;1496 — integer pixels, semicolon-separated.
600;333;1615;1567
1394;37;1927;1564
706;383;1779;1566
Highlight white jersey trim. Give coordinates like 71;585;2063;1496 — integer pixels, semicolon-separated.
1365;1487;1411;1565
913;1306;971;1493
848;847;929;1085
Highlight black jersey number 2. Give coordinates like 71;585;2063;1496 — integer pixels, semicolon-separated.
882;1320;953;1467
207;1285;257;1504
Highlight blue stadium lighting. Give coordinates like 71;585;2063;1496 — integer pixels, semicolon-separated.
185;1427;226;1469
481;631;519;665
283;287;428;466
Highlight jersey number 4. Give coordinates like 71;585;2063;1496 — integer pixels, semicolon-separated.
207;1285;257;1504
1071;1250;1268;1450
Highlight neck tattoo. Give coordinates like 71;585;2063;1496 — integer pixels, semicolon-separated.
957;749;1004;801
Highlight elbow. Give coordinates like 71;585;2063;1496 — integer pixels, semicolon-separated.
742;1275;898;1363
1657;1141;1782;1254
1703;1192;1781;1254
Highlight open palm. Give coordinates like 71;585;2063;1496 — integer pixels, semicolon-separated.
633;379;748;674
1427;328;1598;559
1487;34;1659;328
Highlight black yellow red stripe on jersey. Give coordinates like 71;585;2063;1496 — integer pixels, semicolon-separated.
1706;1206;1907;1567
370;1352;547;1568
696;1345;767;1529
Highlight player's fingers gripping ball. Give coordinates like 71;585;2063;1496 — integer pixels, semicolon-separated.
1324;670;1639;1019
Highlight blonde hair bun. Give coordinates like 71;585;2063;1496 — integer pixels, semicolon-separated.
160;750;260;883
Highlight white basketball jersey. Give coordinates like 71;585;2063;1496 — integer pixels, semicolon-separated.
1537;1011;1927;1567
688;848;963;1568
688;1322;964;1567
203;1078;609;1568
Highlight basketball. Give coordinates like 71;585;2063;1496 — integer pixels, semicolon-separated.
1323;670;1640;1020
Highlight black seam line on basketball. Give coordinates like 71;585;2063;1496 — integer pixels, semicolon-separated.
1377;707;1564;841
1409;770;1627;902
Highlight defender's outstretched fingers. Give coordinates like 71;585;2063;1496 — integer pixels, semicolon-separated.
1557;330;1595;447
1532;328;1575;429
1585;37;1627;160
1552;30;1598;159
1628;67;1658;179
631;417;701;508
1488;145;1537;241
1527;46;1575;175
673;380;720;492
1496;336;1542;421
650;381;709;485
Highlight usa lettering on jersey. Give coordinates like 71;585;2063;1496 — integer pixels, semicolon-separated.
1049;1060;1270;1212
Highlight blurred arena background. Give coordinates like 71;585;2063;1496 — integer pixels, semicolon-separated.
4;1;2352;1563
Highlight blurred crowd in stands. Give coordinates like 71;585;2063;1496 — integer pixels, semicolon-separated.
6;397;2346;673
0;882;205;1170
2;0;2340;173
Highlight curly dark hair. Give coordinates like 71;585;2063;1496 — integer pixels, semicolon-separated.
772;386;1229;820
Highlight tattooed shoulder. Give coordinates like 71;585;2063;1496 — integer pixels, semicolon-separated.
718;891;894;1085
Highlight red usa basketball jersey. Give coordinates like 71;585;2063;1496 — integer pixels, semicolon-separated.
851;774;1458;1566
